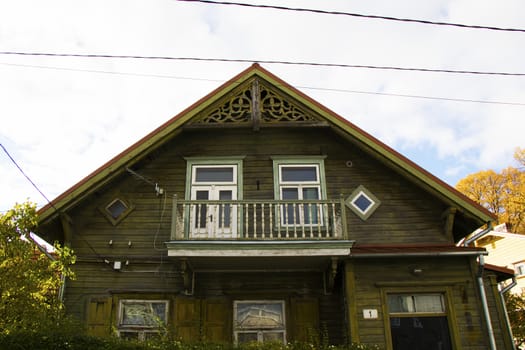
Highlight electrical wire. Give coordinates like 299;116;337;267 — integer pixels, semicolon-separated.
175;0;525;33
1;61;524;107
1;51;524;76
0;62;224;83
0;143;58;212
295;85;525;107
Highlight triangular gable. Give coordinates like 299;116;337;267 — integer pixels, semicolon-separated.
186;77;322;129
37;63;495;230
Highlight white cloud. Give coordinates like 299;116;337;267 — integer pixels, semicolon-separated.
1;0;524;211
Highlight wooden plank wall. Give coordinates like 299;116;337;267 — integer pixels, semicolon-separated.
346;256;496;350
61;127;457;341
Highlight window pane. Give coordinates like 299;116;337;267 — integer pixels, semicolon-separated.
107;199;128;219
281;166;317;182
119;331;140;340
390;316;452;350
219;190;232;228
195;167;233;182
353;194;373;213
195;191;208;228
302;188;319;200
237;332;258;343
121;301;166;326
282;188;298;200
389;294;445;313
263;332;285;343
414;295;445;313
236;302;284;329
388;295;414;313
282;188;299;225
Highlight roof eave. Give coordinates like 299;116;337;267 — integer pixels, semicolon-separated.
37;63;496;227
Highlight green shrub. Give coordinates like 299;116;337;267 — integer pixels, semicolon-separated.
0;332;382;350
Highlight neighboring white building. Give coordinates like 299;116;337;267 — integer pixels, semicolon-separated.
473;224;525;295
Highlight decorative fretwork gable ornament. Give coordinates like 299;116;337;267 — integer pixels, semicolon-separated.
189;78;323;130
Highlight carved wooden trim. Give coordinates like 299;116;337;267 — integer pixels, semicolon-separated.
190;79;318;127
196;87;252;125
260;85;315;123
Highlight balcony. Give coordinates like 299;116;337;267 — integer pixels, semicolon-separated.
166;196;354;258
169;195;349;240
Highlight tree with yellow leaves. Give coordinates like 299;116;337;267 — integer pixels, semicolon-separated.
456;148;525;234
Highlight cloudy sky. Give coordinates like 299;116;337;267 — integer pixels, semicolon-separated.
1;0;524;213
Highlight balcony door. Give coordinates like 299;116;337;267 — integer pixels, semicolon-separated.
190;165;238;239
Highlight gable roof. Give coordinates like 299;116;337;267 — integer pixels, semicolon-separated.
37;63;495;232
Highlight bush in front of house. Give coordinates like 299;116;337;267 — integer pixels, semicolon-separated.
0;333;382;350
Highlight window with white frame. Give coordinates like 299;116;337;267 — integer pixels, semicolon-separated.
234;300;286;344
185;157;244;239
515;263;525;276
273;157;326;226
387;293;452;350
117;300;169;340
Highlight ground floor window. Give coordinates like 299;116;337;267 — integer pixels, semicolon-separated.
387;293;452;350
234;300;286;344
117;299;169;340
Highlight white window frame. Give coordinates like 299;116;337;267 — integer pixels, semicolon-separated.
117;299;169;341
191;164;237;185
272;157;327;227
515;263;525;276
184;157;245;238
233;300;286;344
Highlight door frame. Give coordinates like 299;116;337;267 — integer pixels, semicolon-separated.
184;157;245;239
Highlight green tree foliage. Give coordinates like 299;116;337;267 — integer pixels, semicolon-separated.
505;293;525;348
0;202;76;334
456;147;525;234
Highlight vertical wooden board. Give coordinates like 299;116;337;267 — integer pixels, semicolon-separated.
290;298;319;342
174;297;201;341
344;260;360;344
86;297;112;337
203;298;232;343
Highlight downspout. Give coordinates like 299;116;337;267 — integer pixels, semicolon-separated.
464;222;493;247
477;254;497;350
500;276;517;295
499;276;517;350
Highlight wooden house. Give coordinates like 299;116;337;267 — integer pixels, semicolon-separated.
36;64;515;349
471;223;525;295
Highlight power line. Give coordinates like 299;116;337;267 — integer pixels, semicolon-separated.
1;61;524;107
0;62;224;83
0;143;58;211
296;85;525;107
1;51;525;77
175;0;525;33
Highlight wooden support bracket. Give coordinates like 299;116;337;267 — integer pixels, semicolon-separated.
324;257;339;295
441;207;457;240
179;259;194;296
59;213;74;247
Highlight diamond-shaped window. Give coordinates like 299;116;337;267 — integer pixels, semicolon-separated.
346;185;381;220
102;198;133;225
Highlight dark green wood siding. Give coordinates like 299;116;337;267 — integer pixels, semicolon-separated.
345;256;501;350
59;127;490;345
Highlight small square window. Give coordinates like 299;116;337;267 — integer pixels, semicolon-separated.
101;198;134;225
353;193;373;213
107;199;128;219
346;185;381;220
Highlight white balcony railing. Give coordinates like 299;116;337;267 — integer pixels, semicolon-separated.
170;196;347;241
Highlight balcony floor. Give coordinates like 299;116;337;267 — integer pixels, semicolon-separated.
166;239;354;258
